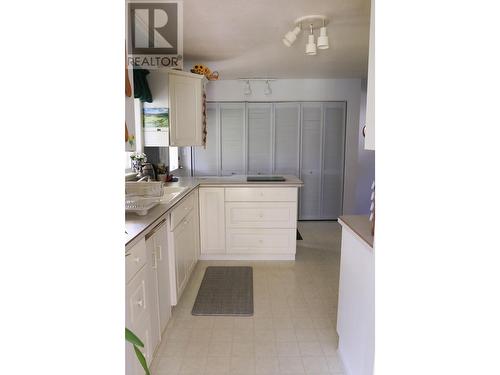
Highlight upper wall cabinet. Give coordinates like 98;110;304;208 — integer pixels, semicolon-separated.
364;0;375;150
168;71;204;147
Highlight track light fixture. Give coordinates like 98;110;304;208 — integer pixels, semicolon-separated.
239;79;276;96
282;25;301;47
264;80;272;95
243;80;252;96
282;15;330;56
305;24;317;55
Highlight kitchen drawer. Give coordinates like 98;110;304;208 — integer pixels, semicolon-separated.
225;202;297;228
126;238;146;283
170;191;195;230
225;187;297;202
226;228;296;254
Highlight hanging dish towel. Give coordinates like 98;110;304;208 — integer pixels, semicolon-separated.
133;69;153;103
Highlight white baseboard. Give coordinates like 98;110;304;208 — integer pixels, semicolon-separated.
199;254;295;261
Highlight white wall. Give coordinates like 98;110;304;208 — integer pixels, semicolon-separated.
205;78;366;215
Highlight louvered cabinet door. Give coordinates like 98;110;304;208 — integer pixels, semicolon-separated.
247;103;272;175
193;103;219;176
321;102;346;219
220;103;246;175
300;103;323;220
274;102;300;177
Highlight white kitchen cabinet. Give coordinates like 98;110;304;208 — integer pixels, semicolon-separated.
199;186;299;260
172;209;196;301
337;218;374;375
145;233;161;353
126;238;154;374
145;219;171;336
364;0;375;150
168;189;200;305
247;103;273;175
199;188;226;254
168;70;204;146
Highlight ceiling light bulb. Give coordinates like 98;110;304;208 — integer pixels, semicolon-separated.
244;80;252;96
305;34;317;55
282;25;301;47
317;26;329;49
264;80;272;95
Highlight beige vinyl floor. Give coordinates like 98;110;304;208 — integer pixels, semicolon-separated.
151;221;344;375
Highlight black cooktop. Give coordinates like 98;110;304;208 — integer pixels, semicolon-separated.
246;176;286;182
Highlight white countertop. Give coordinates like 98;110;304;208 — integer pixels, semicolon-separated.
338;215;374;248
125;175;303;249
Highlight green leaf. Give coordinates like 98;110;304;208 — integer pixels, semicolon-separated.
125;328;144;348
133;344;151;375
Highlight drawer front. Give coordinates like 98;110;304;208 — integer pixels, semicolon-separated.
225;187;297;202
125;238;146;283
226;202;297;228
226;228;296;254
170;191;195;230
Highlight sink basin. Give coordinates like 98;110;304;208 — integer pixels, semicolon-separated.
160;186;188;203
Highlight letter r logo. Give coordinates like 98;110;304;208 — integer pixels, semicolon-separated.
128;2;178;55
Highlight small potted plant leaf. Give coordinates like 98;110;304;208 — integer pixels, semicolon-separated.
125;328;151;375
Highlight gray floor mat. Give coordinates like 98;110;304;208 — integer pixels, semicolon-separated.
192;266;253;316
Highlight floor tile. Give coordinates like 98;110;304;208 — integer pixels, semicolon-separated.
204;356;230;374
278;356;305;374
155;357;183;374
254;356;279;374
207;340;232;357
153;221;344;375
301;356;330;374
179;356;207;374
276;341;300;357
230;356;256;374
255;340;277;357
298;341;324;357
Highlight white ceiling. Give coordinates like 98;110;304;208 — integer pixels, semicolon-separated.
183;0;370;79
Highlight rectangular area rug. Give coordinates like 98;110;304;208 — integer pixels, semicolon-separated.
192;266;253;316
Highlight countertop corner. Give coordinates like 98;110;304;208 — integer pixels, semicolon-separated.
339;215;374;248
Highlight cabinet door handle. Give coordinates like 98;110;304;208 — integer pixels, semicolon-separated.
134;257;141;263
157;244;163;262
136;299;144;307
152;250;158;270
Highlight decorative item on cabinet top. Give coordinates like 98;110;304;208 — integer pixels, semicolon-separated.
190;64;219;80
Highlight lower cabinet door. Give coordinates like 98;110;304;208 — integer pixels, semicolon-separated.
145;235;161;353
226;228;296;254
126;266;153;368
199;188;226;254
173;217;189;298
155;224;172;335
